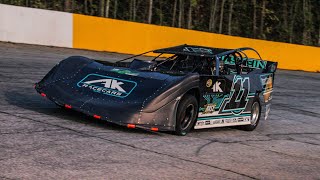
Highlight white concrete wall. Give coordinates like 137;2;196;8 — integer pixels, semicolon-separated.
0;4;72;48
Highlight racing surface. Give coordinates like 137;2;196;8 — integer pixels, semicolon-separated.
0;41;319;179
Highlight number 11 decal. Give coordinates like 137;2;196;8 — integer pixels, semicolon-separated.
223;76;250;115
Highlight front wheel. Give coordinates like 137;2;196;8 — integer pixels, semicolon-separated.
175;94;198;136
237;98;261;131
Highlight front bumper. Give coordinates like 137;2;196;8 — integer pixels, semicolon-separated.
35;83;179;132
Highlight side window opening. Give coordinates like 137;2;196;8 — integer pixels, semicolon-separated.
194;57;217;75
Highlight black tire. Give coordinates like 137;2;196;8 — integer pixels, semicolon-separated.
175;94;198;136
237;98;261;131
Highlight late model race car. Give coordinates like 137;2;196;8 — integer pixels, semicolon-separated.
35;45;277;135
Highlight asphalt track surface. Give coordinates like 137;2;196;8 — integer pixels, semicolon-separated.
0;42;319;180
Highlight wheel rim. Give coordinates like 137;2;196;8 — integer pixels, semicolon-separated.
181;104;194;130
250;102;260;125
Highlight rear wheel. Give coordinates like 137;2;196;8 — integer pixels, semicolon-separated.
175;94;198;136
237;98;261;131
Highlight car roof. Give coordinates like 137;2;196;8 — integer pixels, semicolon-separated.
116;45;262;64
153;44;232;58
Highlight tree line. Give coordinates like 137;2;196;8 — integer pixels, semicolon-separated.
1;0;319;47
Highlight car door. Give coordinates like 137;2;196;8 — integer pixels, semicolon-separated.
195;59;252;129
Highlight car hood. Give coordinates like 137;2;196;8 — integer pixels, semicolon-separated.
35;56;191;119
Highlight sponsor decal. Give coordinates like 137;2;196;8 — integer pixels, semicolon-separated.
195;116;251;128
203;104;216;114
203;94;224;104
200;94;225;113
111;68;139;76
197;113;251;120
196;121;205;126
206;79;213;87
260;74;273;102
77;74;137;98
246;59;267;69
222;56;267;69
212;81;223;92
183;47;213;54
245;117;250;121
206;79;225;93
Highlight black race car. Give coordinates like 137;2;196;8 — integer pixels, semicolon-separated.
35;45;277;135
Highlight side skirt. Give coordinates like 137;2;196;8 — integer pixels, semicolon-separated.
194;116;251;129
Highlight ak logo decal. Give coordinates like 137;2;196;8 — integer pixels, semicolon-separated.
212;81;223;92
77;74;137;98
206;79;225;93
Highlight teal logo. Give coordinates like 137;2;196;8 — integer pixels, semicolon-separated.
111;68;139;76
222;56;267;69
77;74;137;98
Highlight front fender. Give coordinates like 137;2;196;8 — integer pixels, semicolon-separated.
142;73;199;113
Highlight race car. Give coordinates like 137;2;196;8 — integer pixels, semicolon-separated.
35;44;277;135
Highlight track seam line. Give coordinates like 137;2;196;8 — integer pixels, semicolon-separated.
0;128;64;135
0;176;18;180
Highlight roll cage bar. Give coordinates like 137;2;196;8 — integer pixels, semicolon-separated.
116;45;263;76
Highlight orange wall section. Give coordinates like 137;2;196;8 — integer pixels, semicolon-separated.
73;14;320;72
